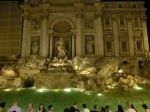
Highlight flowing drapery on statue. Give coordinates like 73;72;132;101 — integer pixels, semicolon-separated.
54;38;68;60
86;37;94;54
31;39;39;55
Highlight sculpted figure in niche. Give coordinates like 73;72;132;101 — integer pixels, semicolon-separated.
55;37;67;60
86;37;94;55
31;39;39;55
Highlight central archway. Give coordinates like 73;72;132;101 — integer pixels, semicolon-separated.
49;18;75;59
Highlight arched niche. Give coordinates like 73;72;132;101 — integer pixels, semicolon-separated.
49;18;75;59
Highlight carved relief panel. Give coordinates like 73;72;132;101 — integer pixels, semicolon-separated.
31;19;41;30
84;18;94;29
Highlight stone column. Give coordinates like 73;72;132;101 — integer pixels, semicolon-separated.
40;14;48;58
127;15;134;56
71;29;76;57
21;15;29;58
27;20;31;57
47;30;54;58
141;17;149;51
72;35;75;57
95;13;104;56
76;14;82;56
112;14;119;57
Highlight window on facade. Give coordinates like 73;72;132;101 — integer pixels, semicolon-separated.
133;17;140;27
121;41;127;51
123;61;128;65
136;41;142;50
133;4;137;8
104;4;108;8
106;41;112;52
118;4;122;8
119;17;125;26
105;17;110;27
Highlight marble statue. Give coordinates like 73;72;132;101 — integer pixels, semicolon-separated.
55;38;67;59
31;39;39;55
23;55;46;70
86;37;94;54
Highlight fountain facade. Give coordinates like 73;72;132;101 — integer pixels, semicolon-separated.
0;0;150;91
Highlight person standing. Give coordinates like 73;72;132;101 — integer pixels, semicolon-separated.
105;105;112;112
48;105;53;112
125;102;136;112
70;102;78;112
116;105;124;112
26;103;34;112
142;104;150;112
131;104;137;112
7;101;21;112
0;102;6;112
90;104;99;112
37;104;46;112
82;104;90;112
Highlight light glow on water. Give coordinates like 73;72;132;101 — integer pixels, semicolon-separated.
133;86;143;90
64;88;71;92
4;88;12;92
37;88;49;92
97;93;103;96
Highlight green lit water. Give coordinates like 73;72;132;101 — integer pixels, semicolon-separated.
0;85;150;112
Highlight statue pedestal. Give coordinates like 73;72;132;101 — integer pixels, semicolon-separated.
47;60;73;73
48;66;67;73
85;55;97;66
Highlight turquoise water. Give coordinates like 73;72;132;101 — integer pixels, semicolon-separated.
0;85;150;112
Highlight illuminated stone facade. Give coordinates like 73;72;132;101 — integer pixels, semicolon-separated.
0;0;149;65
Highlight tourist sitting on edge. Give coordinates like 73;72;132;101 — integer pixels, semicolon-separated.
100;107;106;112
48;105;53;112
105;105;112;112
90;104;99;112
125;102;136;112
70;102;78;112
142;104;150;112
82;104;90;112
26;103;34;112
0;102;6;112
7;101;21;112
116;105;124;112
37;104;46;112
131;104;137;112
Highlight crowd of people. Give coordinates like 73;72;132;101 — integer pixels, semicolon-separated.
0;101;150;112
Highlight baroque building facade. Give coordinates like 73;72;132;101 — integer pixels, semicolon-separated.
19;0;149;65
